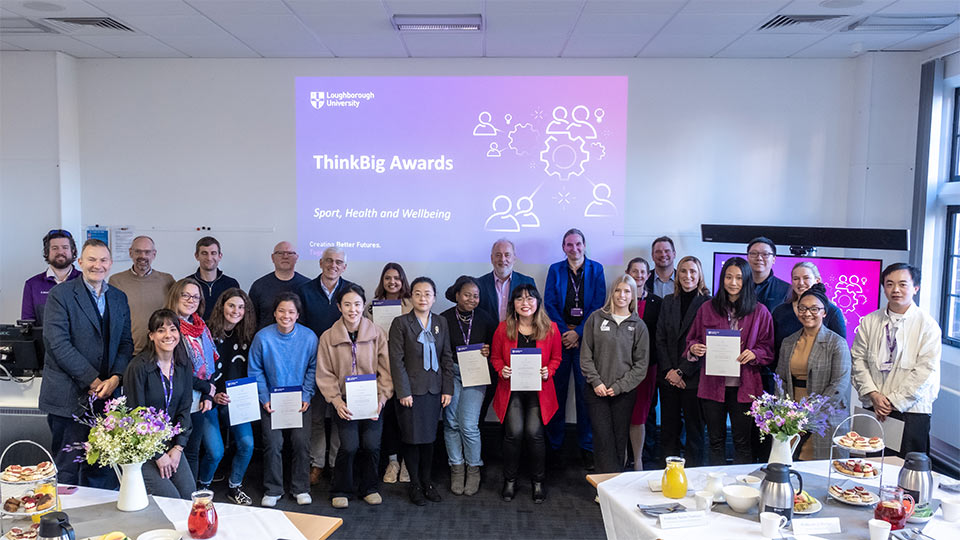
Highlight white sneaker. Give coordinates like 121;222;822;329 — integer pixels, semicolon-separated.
399;461;410;483
295;492;313;505
383;460;400;484
261;494;280;507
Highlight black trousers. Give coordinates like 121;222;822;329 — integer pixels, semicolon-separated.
401;442;435;489
702;387;753;465
333;415;383;499
585;389;636;474
658;381;706;468
502;391;545;482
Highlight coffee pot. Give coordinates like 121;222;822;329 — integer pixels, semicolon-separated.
758;463;803;523
898;451;934;506
38;511;74;540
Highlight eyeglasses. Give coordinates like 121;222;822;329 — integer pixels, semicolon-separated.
515;296;537;305
47;229;72;238
747;251;775;259
273;251;297;257
180;293;201;302
797;306;823;315
323;258;346;266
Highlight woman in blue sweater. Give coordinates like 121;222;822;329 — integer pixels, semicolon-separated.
248;292;318;508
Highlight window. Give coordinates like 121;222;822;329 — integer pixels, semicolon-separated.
942;206;960;345
952;87;960;182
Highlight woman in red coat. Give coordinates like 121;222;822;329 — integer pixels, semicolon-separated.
490;284;562;504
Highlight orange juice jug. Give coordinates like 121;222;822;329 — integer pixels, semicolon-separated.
662;456;688;499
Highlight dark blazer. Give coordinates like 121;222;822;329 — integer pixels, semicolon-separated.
655;292;711;388
476;270;536;321
40;278;134;417
543;258;605;337
389;311;454;398
297;276;356;338
639;294;662;369
123;352;194;449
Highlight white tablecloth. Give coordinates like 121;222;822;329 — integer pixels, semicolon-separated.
60;486;308;540
597;460;960;540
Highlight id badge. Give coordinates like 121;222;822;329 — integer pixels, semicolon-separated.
570;307;583;317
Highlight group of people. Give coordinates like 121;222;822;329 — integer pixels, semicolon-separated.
25;227;942;510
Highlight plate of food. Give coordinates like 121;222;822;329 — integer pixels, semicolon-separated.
0;462;56;484
793;490;822;515
832;459;880;479
833;431;883;452
3;491;56;514
4;524;40;540
828;483;878;506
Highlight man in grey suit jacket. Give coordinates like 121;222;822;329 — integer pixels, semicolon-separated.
476;239;536;321
40;239;133;488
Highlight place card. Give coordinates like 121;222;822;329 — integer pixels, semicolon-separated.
791;517;841;535
658;510;706;529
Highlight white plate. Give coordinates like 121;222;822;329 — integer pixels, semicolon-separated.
832;436;884;453
794;497;822;515
830;460;880;480
137;530;183;540
827;488;878;506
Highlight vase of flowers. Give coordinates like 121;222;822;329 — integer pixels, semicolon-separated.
65;396;181;511
748;374;836;466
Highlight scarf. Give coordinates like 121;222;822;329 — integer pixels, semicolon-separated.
417;314;439;372
179;313;219;379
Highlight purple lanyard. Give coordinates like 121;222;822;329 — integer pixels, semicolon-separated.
458;313;473;345
159;362;174;413
884;322;897;366
568;268;583;307
350;341;358;375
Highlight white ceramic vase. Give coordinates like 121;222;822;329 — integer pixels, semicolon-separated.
117;461;149;512
767;434;801;466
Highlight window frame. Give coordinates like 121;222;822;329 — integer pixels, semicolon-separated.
942;205;960;347
951;87;960;182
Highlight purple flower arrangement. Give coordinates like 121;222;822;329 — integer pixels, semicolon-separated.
748;373;837;442
63;395;181;466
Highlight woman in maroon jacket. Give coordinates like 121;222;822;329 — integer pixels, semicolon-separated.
685;257;773;465
490;284;562;504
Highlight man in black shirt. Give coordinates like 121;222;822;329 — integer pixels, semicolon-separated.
187;236;240;320
248;241;310;330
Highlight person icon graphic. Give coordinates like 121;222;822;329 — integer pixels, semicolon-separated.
568;105;598;140
484;195;521;232
545;106;571;135
487;142;502;158
514;195;540;228
584;183;617;217
473;111;498;136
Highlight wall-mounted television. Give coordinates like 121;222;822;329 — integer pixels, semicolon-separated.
712;252;883;347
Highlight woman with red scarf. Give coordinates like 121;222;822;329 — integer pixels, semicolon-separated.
165;277;222;485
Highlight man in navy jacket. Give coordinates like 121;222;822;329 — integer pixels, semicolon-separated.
543;229;606;469
476;239;536;322
40;239;133;488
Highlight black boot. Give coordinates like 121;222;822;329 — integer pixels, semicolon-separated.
423;483;442;503
532;481;545;504
501;479;516;502
409;484;427;506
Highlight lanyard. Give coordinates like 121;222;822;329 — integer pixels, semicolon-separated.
883;321;898;370
350;341;358;375
568;267;584;307
457;311;473;345
159;361;174;413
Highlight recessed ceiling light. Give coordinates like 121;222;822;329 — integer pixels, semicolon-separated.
393;14;482;31
820;0;864;8
22;1;66;12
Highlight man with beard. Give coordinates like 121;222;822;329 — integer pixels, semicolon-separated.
108;236;175;354
22;229;82;325
188;236;240;320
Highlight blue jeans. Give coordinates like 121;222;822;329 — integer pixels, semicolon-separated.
213;405;255;488
443;364;485;467
185;409;224;485
546;345;593;452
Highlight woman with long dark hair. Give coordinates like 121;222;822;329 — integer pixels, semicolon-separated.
686;257;774;465
490;284;562;503
123;309;195;499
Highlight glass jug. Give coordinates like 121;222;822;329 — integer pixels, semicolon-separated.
874;485;914;531
662;456;688;499
188;489;218;539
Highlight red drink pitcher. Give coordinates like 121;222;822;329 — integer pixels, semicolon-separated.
873;485;914;531
188;489;218;539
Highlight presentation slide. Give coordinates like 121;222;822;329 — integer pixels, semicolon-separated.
296;76;628;264
712;253;882;347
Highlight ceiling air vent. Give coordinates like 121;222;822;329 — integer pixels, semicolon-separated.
759;14;849;32
41;17;135;34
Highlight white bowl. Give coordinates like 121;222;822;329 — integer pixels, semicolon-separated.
723;484;760;513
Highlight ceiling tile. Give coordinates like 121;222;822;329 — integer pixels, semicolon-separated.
485;0;582;33
384;0;484;14
188;0;293;17
121;14;226;36
878;1;960;15
638;32;738;57
401;32;482;56
206;13;331;56
286;0;387;16
716;32;827;57
74;34;187;57
781;0;899;15
792;31;922;56
659;11;773;35
87;0;196;17
154;33;259;57
1;0;106;18
2;33;114;57
581;1;688;15
562;33;651;56
485;33;569;56
884;32;959;51
683;0;791;13
320;33;406;57
573;11;674;34
0;40;26;50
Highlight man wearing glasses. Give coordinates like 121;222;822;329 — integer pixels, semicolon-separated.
746;237;790;313
21;229;82;326
249;241;310;330
298;246;355;484
187;236;240;320
108;236;175;354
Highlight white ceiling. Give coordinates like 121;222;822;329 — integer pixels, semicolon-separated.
0;0;957;59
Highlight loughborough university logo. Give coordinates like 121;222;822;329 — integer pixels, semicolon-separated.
310;91;325;109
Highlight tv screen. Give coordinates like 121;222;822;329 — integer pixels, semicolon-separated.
711;253;883;347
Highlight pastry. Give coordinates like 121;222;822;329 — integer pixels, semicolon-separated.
35;493;53;511
868;436;883;449
3;496;20;512
829;484;844;498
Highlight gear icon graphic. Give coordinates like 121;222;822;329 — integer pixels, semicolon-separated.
540;133;589;181
589;141;606;161
832;275;868;313
507;123;539;156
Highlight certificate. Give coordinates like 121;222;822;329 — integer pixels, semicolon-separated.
345;374;379;421
190;390;202;413
269;386;303;430
705;329;741;377
371;300;402;334
225;376;260;426
510;348;542;392
854;406;905;452
458;344;490;387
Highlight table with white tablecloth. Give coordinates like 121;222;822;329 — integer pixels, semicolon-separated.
597;459;959;540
